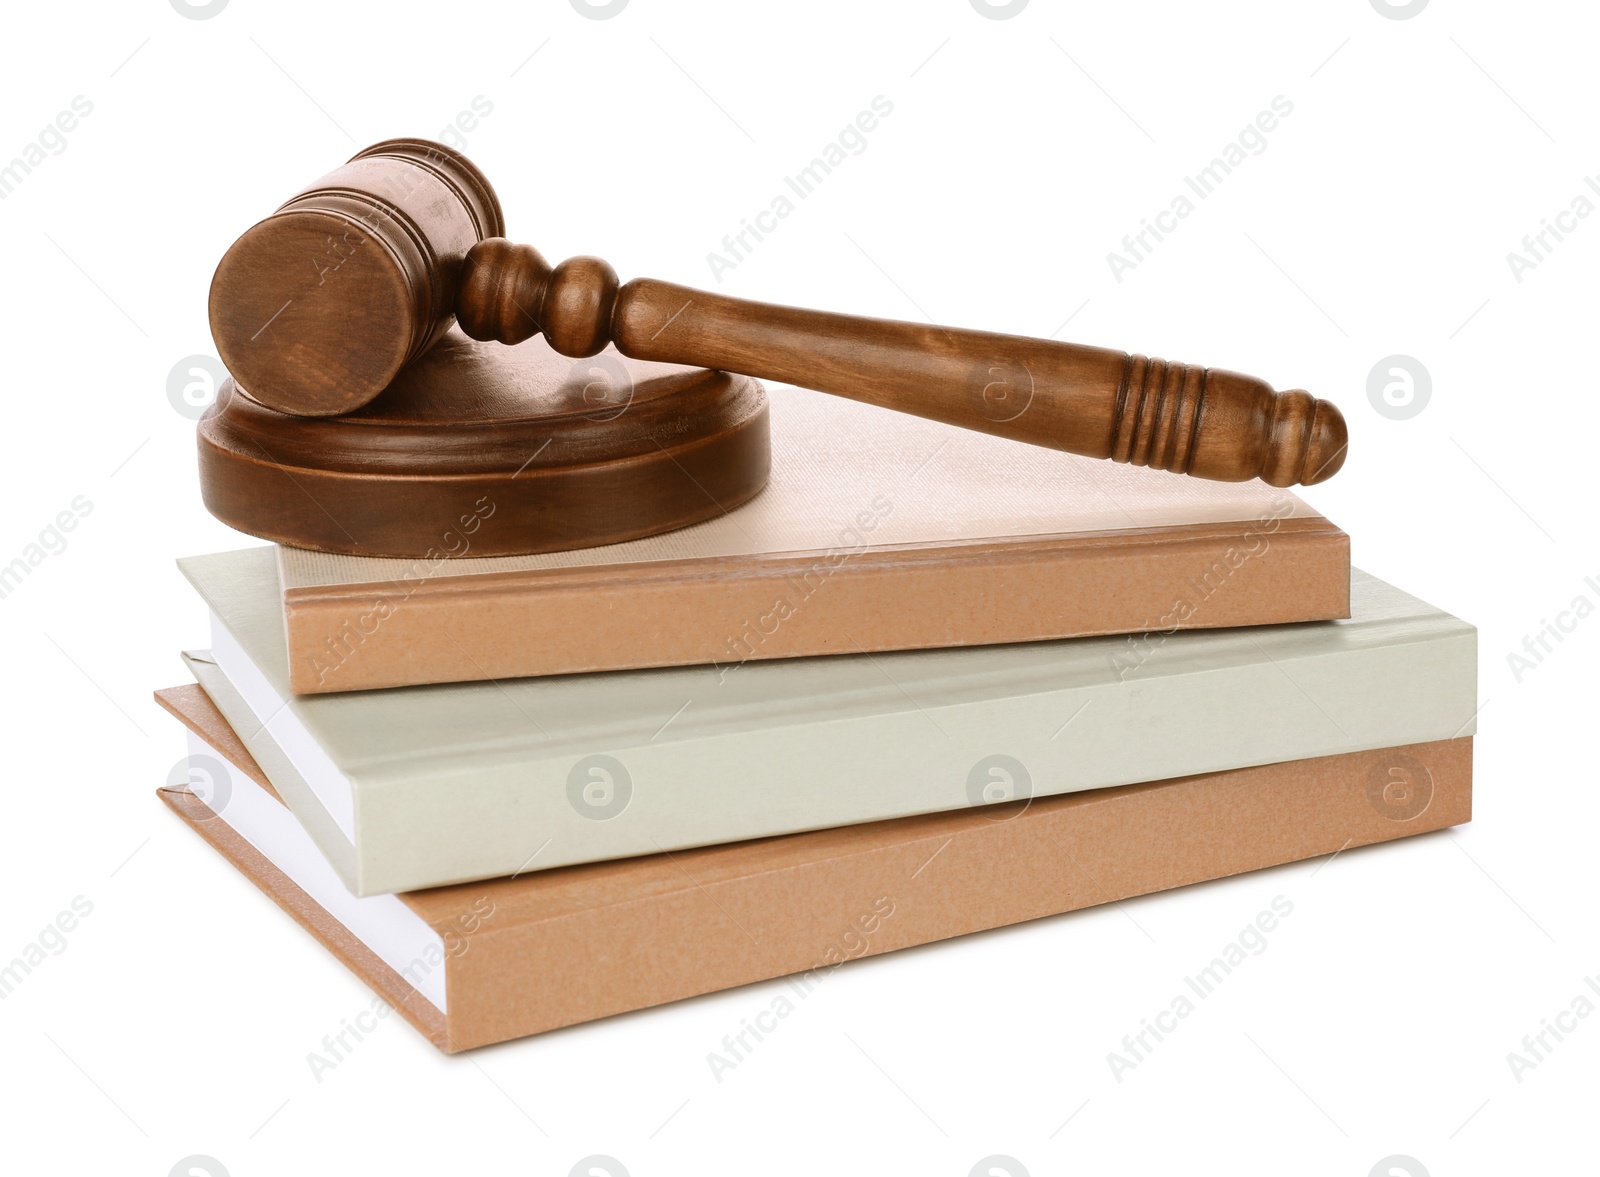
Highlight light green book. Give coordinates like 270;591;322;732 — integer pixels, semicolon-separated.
178;547;1476;895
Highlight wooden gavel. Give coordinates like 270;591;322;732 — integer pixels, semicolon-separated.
210;139;1346;486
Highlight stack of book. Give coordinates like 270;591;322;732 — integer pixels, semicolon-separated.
159;359;1477;1052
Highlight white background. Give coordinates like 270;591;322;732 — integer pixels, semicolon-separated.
0;0;1594;1173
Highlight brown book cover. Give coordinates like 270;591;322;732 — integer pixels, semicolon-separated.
274;387;1349;693
155;683;1464;1052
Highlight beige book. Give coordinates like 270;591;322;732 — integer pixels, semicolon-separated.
273;385;1348;693
156;683;1472;1053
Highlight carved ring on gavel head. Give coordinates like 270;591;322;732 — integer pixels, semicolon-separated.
209;138;1347;487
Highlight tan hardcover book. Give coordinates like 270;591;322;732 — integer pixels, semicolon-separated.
275;386;1349;693
156;684;1469;1053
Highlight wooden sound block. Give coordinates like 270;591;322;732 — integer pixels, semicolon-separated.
198;329;769;558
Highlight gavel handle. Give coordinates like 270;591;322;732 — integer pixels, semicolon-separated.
457;242;1347;487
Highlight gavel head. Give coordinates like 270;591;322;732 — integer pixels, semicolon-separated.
208;139;503;417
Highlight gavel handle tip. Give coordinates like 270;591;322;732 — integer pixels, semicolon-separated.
1256;389;1349;488
1297;397;1348;486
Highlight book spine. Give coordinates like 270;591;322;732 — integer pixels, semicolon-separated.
285;520;1349;693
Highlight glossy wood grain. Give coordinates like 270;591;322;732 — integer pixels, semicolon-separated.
197;330;770;558
210;140;1347;488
